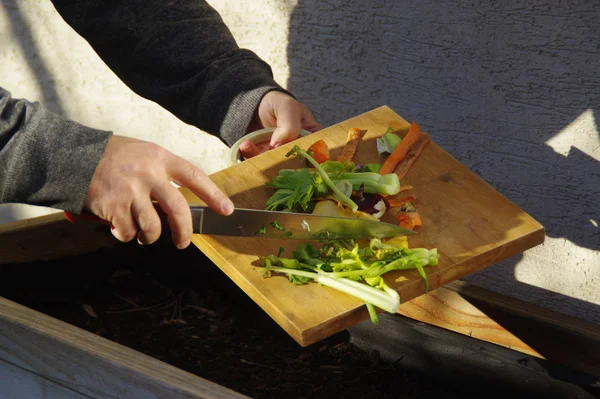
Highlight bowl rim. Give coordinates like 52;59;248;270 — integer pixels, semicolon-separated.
227;127;311;166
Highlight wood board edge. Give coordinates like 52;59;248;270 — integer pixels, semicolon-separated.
191;235;308;346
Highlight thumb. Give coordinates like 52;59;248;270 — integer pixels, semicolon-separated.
269;105;302;148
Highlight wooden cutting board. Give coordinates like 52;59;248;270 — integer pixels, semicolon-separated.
183;106;545;347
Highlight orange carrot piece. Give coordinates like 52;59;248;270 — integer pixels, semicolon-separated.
336;127;363;162
406;212;422;227
399;185;414;192
386;195;416;208
379;121;422;175
395;211;422;230
394;133;430;180
396;213;414;230
307;139;330;164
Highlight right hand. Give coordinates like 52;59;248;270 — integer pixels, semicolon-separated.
84;135;234;249
239;91;322;159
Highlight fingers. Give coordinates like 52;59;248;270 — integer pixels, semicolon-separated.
110;207;138;243
238;139;261;159
255;91;321;148
301;107;323;133
269;101;302;148
152;183;193;249
166;156;234;217
132;200;162;245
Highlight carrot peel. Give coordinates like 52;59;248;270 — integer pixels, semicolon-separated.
337;127;363;162
379;122;422;175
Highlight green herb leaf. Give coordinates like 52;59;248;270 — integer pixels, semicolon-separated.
376;129;402;155
361;163;382;173
271;220;285;231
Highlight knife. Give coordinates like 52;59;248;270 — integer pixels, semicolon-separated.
65;205;415;240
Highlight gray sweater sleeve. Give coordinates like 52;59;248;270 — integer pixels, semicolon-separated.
0;87;112;213
49;0;292;146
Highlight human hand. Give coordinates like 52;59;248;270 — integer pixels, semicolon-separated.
84;135;234;249
239;91;322;159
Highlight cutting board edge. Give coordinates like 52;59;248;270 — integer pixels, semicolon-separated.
191;235;308;345
299;224;546;346
424;225;546;296
299;304;371;347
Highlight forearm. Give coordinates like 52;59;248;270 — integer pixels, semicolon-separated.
0;87;111;212
50;0;289;146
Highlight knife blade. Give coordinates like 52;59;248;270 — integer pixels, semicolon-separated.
191;205;415;240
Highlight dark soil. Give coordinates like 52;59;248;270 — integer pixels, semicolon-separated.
2;234;467;398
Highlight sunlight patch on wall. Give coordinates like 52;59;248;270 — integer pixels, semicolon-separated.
514;236;600;306
545;109;599;161
208;0;295;88
0;2;40;100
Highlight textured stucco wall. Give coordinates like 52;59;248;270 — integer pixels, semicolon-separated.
1;1;598;323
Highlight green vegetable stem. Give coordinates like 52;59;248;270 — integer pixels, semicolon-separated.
265;158;401;212
260;238;439;324
287;146;359;212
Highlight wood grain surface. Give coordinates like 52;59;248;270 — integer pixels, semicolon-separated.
185;106;545;346
0;212;116;265
399;280;600;377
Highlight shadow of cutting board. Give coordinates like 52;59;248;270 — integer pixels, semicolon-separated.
183;106;545;347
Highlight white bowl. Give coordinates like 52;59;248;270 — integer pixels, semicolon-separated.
227;127;311;166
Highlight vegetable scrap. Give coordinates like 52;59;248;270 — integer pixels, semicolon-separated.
396;211;422;231
379;121;423;175
394;132;430;180
385;195;416;209
271;220;285;231
261;122;433;323
261;238;438;324
265;148;399;215
376;126;402;155
306;139;330;164
337;127;363;162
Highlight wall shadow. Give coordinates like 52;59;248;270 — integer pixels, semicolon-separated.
286;0;599;323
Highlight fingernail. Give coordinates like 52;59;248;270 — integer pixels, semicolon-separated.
177;240;191;250
271;142;282;149
239;140;253;152
221;199;234;215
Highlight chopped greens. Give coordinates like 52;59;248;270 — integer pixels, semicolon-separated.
360;163;382;173
376;127;402;155
261;238;439;324
287;146;359;212
265;150;401;213
257;226;266;235
271;220;285;231
265;168;318;213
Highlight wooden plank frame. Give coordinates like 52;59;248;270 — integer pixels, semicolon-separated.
0;296;250;399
